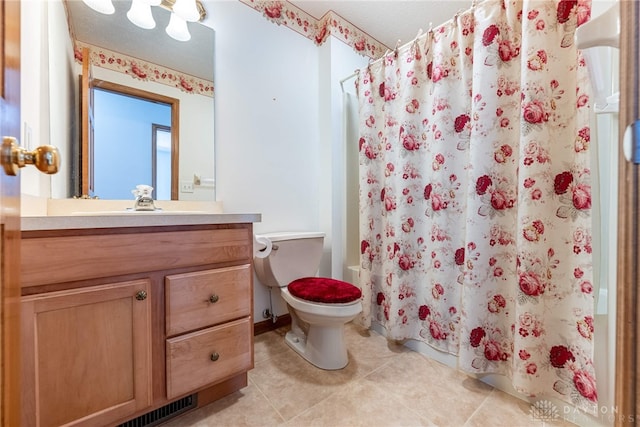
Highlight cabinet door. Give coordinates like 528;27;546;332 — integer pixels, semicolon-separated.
22;280;152;427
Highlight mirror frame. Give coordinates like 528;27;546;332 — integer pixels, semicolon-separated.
82;78;180;200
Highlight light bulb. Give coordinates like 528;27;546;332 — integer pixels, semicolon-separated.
172;0;199;22
81;0;115;14
166;13;191;41
127;0;156;29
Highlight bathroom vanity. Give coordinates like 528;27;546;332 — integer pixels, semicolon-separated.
20;211;260;426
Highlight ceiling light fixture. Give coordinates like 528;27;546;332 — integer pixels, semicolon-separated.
160;0;206;23
127;0;156;29
165;12;191;41
171;0;200;22
156;0;208;41
82;0;206;42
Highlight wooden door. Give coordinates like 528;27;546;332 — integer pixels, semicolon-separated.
615;0;640;424
0;1;21;425
21;280;153;427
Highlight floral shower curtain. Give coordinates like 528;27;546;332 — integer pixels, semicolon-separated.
357;0;596;411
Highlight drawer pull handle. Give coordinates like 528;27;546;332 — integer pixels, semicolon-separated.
210;352;220;362
135;290;147;301
207;295;219;304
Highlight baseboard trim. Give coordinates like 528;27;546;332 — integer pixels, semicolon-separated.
254;314;291;336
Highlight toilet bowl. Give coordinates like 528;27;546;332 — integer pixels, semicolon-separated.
254;232;362;370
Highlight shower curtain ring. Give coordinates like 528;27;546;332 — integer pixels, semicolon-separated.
423;23;434;51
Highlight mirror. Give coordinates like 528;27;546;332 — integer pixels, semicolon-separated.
49;0;215;200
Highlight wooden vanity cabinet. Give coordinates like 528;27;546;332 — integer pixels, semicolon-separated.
20;223;255;427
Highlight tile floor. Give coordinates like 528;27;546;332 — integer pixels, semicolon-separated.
163;323;575;427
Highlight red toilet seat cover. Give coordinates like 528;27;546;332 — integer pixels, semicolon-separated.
287;277;362;304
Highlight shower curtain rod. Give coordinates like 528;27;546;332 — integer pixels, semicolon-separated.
341;0;480;90
365;0;479;69
340;71;359;93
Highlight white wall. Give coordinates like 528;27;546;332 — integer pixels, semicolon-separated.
21;0;57;197
211;1;367;320
325;38;368;281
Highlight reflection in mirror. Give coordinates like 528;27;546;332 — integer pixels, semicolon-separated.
92;80;177;200
152;124;172;200
47;0;215;200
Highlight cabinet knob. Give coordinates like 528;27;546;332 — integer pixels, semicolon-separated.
135;290;148;301
207;294;219;304
210;352;220;362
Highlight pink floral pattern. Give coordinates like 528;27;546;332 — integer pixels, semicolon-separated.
357;0;596;413
75;42;214;97
239;0;387;58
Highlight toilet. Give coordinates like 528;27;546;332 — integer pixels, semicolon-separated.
254;232;362;370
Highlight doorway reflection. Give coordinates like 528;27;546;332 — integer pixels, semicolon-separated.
93;87;172;200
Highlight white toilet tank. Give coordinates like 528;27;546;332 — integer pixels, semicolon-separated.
254;232;325;288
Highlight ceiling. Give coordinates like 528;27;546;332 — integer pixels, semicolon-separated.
67;0;473;79
287;0;473;48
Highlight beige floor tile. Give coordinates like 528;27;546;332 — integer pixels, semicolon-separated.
249;348;349;421
161;381;285;427
286;378;435;427
293;324;410;389
465;390;577;427
345;322;412;364
254;326;290;364
248;324;406;423
362;350;493;426
162;327;586;427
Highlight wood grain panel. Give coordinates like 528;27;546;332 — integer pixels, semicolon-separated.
21;227;251;287
22;280;152;427
166;318;252;400
1;1;21;424
616;1;640;425
165;265;251;336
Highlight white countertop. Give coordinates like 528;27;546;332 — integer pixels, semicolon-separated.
20;197;261;231
21;212;262;231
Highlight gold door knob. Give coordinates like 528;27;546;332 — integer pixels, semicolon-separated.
210;352;220;362
1;136;60;176
208;294;219;304
135;290;148;301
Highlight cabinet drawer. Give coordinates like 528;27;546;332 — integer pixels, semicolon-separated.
165;265;251;336
166;318;253;399
21;227;252;288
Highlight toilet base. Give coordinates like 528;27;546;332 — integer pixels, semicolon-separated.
285;324;349;370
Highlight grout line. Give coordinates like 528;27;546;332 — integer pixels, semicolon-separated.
247;373;288;425
366;377;439;425
462;388;496;427
283;387;343;426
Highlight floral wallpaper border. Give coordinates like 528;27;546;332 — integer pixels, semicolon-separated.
74;41;214;97
239;0;390;59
